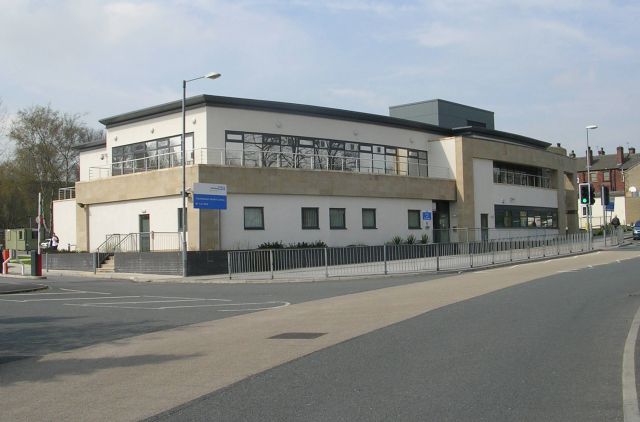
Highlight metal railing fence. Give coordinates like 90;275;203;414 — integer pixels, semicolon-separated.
88;147;454;180
228;232;592;280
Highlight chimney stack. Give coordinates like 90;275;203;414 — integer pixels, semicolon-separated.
569;150;576;158
598;147;605;156
617;146;624;165
630;147;636;155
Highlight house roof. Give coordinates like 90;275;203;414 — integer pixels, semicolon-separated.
97;95;554;151
576;152;640;171
73;139;107;151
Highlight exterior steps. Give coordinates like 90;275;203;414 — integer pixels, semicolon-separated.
96;255;115;273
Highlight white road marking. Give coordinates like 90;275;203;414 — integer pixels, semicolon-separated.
59;288;112;295
65;300;291;311
0;296;140;303
622;302;640;422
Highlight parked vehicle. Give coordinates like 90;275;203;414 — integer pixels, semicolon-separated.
40;238;52;249
633;221;640;240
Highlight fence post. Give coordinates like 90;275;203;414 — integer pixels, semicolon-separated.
469;244;473;268
542;233;546;257
510;239;513;262
527;237;531;259
269;249;274;280
324;247;329;278
45;252;48;273
491;242;495;265
93;252;97;274
384;244;388;275
436;243;440;272
227;252;232;280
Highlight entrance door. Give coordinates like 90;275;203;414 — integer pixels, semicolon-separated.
139;214;150;252
481;213;489;242
433;201;450;243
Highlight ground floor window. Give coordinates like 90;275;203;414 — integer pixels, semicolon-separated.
362;208;377;229
329;208;346;229
408;210;421;229
244;207;264;230
302;207;320;229
494;205;558;228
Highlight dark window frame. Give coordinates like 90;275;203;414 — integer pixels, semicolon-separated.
362;208;377;229
301;207;320;230
244;207;265;230
329;208;347;230
408;209;421;229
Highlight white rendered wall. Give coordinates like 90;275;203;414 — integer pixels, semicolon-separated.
105;109;208;152
52;199;77;250
79;148;106;181
219;194;432;249
87;196;182;251
205;106;443;155
473;158;558;231
429;137;457;178
579;195;627;228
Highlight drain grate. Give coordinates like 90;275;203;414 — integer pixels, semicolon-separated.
269;332;327;340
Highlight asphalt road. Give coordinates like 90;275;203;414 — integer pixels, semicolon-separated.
147;252;640;422
0;272;444;360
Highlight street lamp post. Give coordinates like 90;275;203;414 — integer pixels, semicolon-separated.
182;72;221;277
585;124;598;250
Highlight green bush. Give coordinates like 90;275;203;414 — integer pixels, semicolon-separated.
406;234;416;244
258;241;284;249
391;235;403;245
420;233;429;244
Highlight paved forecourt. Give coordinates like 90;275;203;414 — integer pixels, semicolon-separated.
2;250;638;421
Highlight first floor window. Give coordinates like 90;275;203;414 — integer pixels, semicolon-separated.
330;208;346;229
362;208;377;229
408;210;421;229
244;207;264;230
302;207;320;229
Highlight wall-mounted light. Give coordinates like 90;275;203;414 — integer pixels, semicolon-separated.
192;118;197;124
150;128;155;134
78;203;85;208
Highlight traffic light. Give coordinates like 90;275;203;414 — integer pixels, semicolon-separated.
579;183;590;205
601;185;610;206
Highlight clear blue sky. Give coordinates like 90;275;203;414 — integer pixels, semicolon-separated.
1;0;638;156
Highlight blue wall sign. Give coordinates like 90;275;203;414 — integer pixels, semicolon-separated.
193;183;227;210
422;211;432;221
606;197;615;211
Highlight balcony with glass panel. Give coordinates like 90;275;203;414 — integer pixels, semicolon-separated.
87;131;453;181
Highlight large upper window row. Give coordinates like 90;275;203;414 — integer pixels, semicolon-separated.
493;161;552;189
494;205;558;229
111;133;194;175
225;131;428;177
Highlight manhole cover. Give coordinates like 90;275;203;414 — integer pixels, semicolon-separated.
269;332;327;340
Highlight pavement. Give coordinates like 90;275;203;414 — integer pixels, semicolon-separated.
2;249;638;422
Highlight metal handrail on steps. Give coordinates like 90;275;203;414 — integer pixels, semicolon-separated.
94;234;121;273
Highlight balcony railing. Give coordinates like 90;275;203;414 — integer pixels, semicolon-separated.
493;169;551;189
58;187;76;200
88;148;454;180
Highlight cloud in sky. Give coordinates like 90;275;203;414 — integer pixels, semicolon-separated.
0;0;639;155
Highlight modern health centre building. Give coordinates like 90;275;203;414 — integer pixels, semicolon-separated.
53;95;578;253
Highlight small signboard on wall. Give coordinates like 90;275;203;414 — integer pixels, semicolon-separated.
422;211;432;221
606;197;615;211
193;183;227;210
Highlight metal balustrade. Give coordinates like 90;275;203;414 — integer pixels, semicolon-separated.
228;232;595;280
87;148;453;180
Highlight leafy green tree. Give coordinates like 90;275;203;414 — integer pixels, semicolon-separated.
1;105;102;231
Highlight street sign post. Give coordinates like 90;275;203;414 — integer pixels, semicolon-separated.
193;183;227;210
